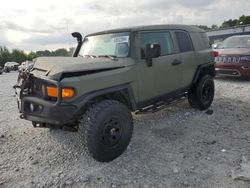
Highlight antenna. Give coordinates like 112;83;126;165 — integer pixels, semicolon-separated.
66;18;71;48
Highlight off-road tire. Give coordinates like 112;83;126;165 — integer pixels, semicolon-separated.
79;100;133;162
188;75;214;110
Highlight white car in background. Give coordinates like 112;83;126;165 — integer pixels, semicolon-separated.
18;61;34;72
4;62;19;72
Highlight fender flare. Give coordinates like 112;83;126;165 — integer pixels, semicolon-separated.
72;83;138;112
192;62;215;84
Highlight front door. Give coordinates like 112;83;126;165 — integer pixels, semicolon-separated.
137;31;182;103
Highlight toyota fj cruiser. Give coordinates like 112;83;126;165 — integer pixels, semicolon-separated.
15;25;215;162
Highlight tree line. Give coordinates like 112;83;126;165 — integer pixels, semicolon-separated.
196;14;250;31
0;47;74;67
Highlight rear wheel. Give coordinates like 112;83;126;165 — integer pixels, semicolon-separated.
79;100;133;162
188;75;214;110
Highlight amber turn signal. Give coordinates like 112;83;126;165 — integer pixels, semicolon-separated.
47;86;58;97
61;88;75;98
46;86;75;98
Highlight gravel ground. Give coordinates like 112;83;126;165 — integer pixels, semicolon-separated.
0;72;250;188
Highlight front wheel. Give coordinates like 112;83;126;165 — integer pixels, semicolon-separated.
79;100;133;162
188;75;215;110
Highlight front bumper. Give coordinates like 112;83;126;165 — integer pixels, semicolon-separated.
16;74;78;125
215;63;250;78
20;96;77;125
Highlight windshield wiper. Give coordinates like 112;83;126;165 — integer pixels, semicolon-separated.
83;54;97;58
98;55;118;61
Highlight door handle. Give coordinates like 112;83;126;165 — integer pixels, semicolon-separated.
171;59;182;66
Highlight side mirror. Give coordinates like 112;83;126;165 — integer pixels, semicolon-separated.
145;43;161;67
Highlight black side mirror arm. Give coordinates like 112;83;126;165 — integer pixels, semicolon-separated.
145;43;161;67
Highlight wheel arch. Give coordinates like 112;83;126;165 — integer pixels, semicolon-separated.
192;62;215;85
74;84;138;114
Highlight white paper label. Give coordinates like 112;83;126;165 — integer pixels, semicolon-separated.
113;36;129;43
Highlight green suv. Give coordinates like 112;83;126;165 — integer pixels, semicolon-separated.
15;25;215;162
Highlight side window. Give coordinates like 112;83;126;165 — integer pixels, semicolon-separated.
175;31;193;52
140;32;174;59
200;33;211;49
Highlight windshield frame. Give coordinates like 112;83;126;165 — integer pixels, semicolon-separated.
79;31;131;58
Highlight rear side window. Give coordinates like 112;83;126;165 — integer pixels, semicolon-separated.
175;31;193;52
140;31;174;58
200;33;210;49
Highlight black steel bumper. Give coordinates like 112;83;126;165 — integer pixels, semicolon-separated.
20;96;78;125
16;75;78;125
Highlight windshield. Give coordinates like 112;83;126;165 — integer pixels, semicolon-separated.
79;32;130;58
219;36;250;49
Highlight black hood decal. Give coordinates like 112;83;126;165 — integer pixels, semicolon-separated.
60;66;125;80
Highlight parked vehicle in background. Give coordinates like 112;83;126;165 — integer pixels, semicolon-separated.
214;35;250;79
14;24;215;162
212;42;221;49
4;62;19;72
0;66;3;74
18;61;34;72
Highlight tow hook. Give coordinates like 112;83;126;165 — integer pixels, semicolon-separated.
13;84;20;89
20;114;25;119
32;122;46;128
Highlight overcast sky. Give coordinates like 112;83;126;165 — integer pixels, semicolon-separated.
0;0;249;52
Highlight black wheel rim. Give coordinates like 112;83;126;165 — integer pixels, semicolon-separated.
102;118;122;147
201;80;213;103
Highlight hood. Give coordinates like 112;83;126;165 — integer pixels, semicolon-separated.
216;48;250;56
32;57;134;80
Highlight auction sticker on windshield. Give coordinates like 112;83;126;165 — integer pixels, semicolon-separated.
113;36;129;43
